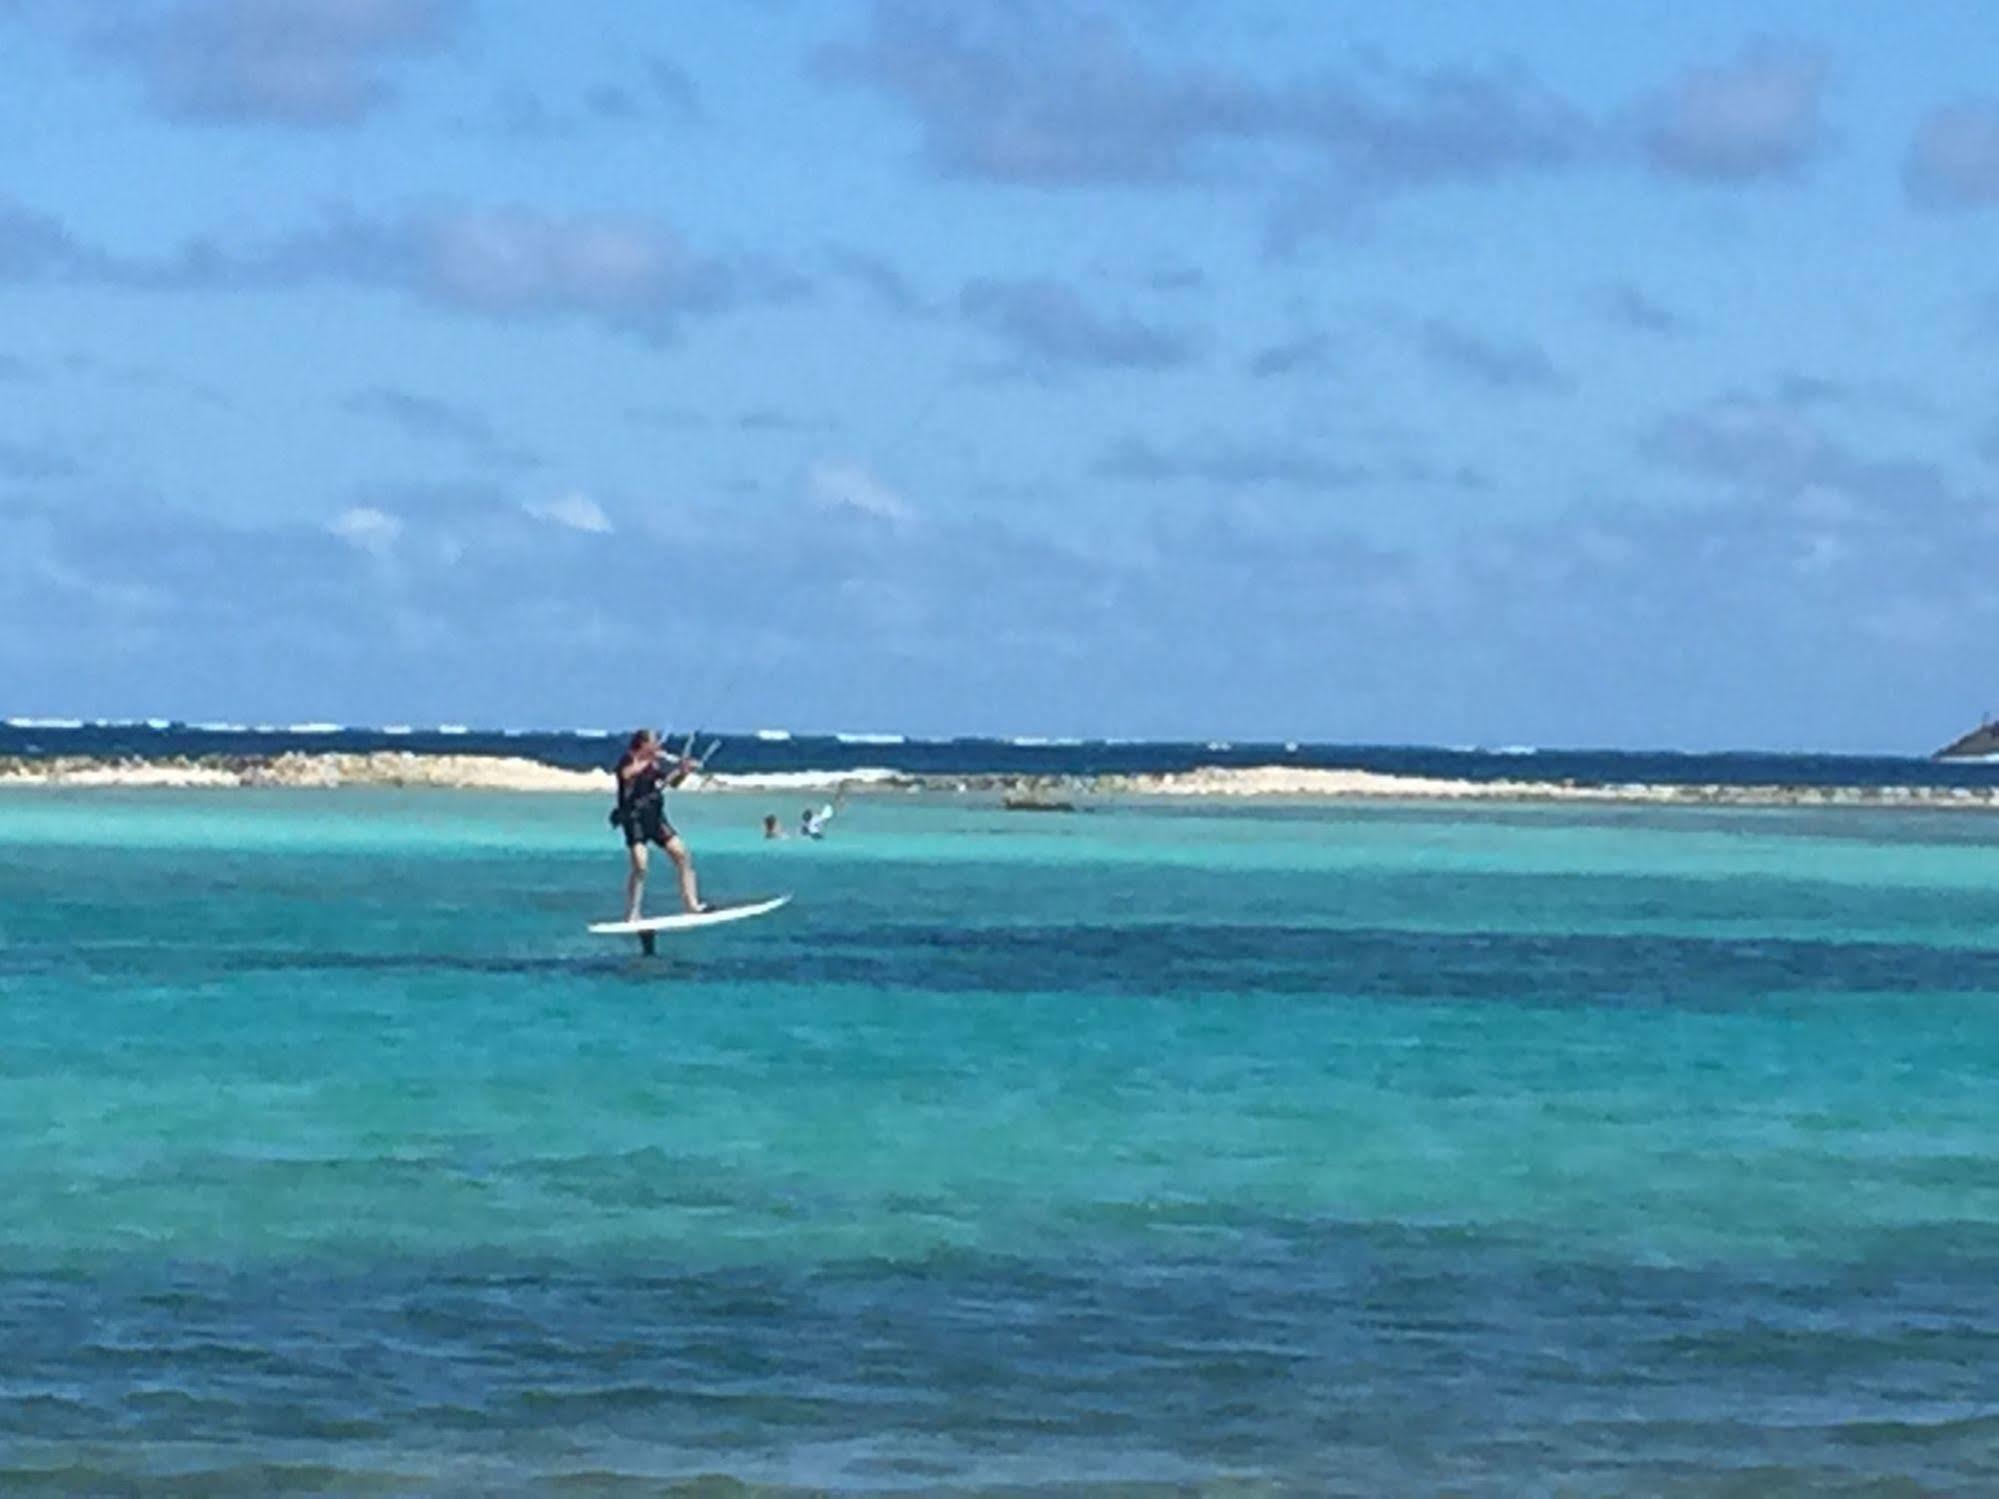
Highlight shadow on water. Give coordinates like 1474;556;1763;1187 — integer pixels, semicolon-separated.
5;1226;1999;1494
0;945;692;986
702;923;1999;1007
15;923;1999;1008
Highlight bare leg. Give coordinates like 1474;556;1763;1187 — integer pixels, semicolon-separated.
664;834;702;912
625;843;648;921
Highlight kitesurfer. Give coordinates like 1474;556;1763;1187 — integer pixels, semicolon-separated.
612;729;704;919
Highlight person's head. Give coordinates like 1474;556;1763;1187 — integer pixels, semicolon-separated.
625;728;658;759
763;814;779;835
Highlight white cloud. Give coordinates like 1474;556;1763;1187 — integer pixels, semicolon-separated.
1905;101;1999;210
328;505;402;554
0;197;791;345
424;209;688;314
808;458;912;523
1640;39;1829;182
89;0;463;128
524;490;613;534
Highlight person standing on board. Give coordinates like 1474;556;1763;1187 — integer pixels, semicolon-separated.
612;729;703;919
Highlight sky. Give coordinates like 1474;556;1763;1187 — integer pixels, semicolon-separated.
2;0;1998;750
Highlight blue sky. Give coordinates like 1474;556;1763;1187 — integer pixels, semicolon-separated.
3;0;1998;749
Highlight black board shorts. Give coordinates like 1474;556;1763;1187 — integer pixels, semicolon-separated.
619;802;677;848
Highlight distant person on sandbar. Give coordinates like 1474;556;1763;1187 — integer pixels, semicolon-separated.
611;729;703;919
762;813;786;840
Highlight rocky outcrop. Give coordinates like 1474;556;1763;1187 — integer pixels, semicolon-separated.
1935;720;1999;760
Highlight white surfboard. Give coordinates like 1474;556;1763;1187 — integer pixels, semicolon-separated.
588;893;792;936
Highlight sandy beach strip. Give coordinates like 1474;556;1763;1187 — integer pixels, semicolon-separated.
2;753;1996;809
0;752;612;793
1091;765;1997;807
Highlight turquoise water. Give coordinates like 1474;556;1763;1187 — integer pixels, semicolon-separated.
4;789;1998;1495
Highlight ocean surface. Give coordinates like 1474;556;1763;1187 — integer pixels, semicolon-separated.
5;717;1998;789
4;786;1999;1495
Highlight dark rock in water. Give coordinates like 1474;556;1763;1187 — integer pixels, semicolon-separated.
1002;793;1077;812
1935;720;1999;760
